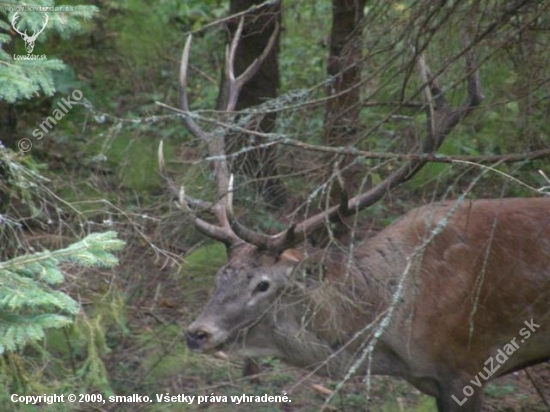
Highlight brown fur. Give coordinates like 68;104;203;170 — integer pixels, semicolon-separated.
186;198;550;411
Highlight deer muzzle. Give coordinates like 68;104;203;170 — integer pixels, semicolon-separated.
186;321;226;352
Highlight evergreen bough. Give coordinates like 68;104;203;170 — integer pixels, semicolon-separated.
0;231;124;354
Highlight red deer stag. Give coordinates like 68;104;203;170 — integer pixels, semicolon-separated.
164;18;550;412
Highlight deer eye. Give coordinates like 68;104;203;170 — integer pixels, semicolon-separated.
255;281;270;293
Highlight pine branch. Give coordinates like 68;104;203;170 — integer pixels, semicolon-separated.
0;231;125;354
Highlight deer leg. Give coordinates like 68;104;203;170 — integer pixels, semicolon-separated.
436;388;482;412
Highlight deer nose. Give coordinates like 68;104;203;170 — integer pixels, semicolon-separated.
186;324;212;351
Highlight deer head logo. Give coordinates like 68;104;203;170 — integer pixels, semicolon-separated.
11;12;49;54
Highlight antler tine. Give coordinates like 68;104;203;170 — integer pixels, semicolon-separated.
234;21;280;94
228;213;297;252
224;17;280;112
179;34;235;238
267;224;296;252
158;141;239;246
225;17;244;84
180;35;210;141
193;215;241;248
225;174;267;247
224;174;294;251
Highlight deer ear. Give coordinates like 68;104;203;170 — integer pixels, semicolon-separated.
280;249;304;262
279;250;326;288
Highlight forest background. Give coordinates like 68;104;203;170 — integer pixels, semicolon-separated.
0;0;549;411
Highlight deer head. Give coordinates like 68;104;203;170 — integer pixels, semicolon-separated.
11;12;49;54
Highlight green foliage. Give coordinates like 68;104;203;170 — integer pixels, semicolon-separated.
83;131;173;193
0;231;125;354
0;146;48;216
484;383;517;399
183;243;227;277
109;0;224;67
0;1;97;103
134;325;189;383
0;58;65;102
281;2;330;90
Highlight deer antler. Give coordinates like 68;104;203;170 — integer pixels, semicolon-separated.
162;17;280;251
168;16;483;255
259;50;483;251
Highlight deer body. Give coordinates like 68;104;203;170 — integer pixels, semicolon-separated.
170;20;547;411
187;198;550;411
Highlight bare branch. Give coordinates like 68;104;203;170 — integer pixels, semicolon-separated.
167;5;539;254
159;104;550;165
186;0;280;36
275;140;550;165
417;53;436;148
267;50;486;248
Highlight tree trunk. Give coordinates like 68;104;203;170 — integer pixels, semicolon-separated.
320;0;367;241
324;0;366;148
